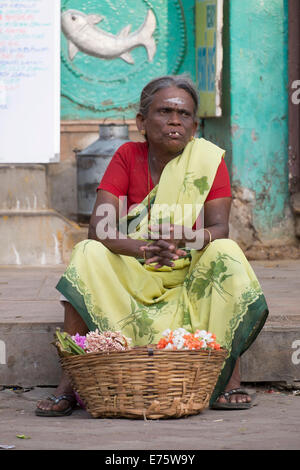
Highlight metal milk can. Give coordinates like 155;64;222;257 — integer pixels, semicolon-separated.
76;123;129;223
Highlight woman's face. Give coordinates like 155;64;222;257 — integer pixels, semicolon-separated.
137;86;198;156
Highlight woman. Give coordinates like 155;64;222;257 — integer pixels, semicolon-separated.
36;75;268;416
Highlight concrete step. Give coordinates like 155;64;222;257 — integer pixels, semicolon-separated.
0;164;89;265
0;164;49;211
0;210;88;265
0;261;299;387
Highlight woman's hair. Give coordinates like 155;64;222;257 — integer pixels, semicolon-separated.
139;74;199;117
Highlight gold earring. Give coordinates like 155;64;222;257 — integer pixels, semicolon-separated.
140;129;146;136
190;135;194;141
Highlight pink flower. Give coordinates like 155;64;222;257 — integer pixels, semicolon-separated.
71;333;87;350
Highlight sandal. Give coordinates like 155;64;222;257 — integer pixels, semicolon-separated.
35;393;77;417
211;388;257;410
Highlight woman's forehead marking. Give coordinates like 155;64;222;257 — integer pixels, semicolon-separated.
163;97;185;105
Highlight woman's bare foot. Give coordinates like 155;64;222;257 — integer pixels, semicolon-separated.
216;359;252;405
35;372;77;415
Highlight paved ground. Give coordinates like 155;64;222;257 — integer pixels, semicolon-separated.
0;385;300;451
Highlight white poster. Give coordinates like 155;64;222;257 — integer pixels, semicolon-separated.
0;0;60;163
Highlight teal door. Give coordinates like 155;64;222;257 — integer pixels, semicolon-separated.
61;0;196;120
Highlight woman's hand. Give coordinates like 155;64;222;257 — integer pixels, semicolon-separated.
140;224;188;268
140;239;185;268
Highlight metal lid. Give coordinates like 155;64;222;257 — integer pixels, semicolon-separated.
99;123;129;140
76;123;129;156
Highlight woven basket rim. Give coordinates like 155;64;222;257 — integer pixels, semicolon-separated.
59;344;228;363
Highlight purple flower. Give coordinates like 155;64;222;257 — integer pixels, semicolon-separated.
71;333;86;350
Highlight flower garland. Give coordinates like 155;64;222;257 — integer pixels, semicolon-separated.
55;328;132;355
73;330;132;353
55;328;221;356
156;328;221;351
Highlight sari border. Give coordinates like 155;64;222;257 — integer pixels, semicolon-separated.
56;276;98;332
209;294;269;406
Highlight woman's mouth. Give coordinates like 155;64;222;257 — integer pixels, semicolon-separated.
167;131;181;138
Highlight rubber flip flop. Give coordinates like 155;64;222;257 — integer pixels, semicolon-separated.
35;393;76;417
211;388;257;410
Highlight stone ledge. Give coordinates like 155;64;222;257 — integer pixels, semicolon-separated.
0;210;87;265
0;321;299;387
241;325;300;384
0;164;48;211
61;119;139;134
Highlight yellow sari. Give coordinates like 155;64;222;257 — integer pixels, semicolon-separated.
56;138;268;405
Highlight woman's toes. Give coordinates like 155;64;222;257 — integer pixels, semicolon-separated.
36;399;51;411
217;395;227;404
36;397;71;412
235;394;251;403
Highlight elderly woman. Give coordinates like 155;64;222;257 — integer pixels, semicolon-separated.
36;75;268;416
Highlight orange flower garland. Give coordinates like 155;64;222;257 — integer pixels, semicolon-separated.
157;328;221;351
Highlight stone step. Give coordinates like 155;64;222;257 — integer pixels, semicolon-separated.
0;210;88;265
0;261;299;387
0;165;49;211
0;164;89;265
1;311;299;387
240;323;300;384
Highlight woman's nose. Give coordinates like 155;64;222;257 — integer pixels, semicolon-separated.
168;111;181;125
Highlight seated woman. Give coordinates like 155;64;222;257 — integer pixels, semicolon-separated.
36;75;268;416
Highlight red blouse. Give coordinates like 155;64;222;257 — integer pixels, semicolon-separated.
97;141;231;212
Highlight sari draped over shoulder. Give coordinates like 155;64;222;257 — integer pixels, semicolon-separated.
56;138;268;405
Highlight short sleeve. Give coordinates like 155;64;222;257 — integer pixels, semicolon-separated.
206;158;232;201
97;144;130;198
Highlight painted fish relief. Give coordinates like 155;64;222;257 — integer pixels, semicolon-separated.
61;9;157;64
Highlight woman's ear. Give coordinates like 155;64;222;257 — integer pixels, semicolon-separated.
192;118;198;137
136;113;145;133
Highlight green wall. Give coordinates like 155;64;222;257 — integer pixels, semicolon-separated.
205;0;289;240
61;0;291;242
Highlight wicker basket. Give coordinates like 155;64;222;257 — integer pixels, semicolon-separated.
59;346;227;419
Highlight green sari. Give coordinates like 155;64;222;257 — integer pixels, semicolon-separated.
56;138;268;405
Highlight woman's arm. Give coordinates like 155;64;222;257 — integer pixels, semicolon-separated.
88;190;146;258
203;196;231;241
142;197;232;266
88;190;178;266
183;196;232;247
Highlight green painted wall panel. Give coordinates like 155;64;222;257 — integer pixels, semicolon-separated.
229;0;289;236
205;0;289;240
